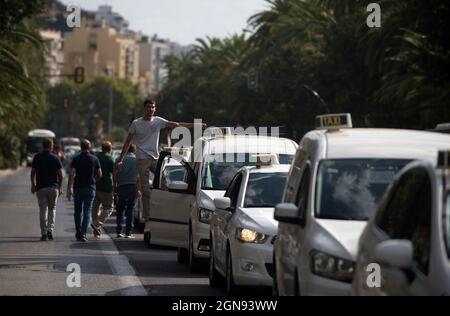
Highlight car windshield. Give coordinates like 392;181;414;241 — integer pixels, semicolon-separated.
315;159;411;221
446;194;450;259
201;153;293;190
26;137;44;154
244;172;288;208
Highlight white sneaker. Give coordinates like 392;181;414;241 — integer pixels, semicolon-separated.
124;234;135;239
116;233;125;238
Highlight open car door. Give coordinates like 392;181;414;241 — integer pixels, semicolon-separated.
144;151;196;249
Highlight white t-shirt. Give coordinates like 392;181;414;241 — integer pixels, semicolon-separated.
128;116;168;159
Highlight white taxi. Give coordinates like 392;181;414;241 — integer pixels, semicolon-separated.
273;113;450;296
145;133;297;271
352;151;450;296
209;157;290;294
134;148;190;230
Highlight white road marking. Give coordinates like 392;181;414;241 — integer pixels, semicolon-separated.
98;235;147;296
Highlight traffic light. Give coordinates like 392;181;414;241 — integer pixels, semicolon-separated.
63;98;69;109
74;67;85;84
176;103;184;116
247;68;258;91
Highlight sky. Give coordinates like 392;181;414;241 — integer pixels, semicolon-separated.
61;0;270;45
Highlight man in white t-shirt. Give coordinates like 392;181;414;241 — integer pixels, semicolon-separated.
116;99;205;221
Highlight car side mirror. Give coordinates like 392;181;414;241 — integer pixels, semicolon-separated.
214;197;231;211
274;203;302;224
373;240;413;269
168;181;189;192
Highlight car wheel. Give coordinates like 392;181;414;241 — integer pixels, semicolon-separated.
209;240;224;288
144;231;151;249
226;246;239;295
177;248;189;264
188;230;201;272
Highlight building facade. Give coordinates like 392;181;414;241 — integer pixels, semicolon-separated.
139;37;192;96
63;19;140;84
40;30;64;86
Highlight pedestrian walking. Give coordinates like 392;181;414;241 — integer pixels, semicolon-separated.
90;141;115;238
115;144;141;238
30;138;63;241
67;139;102;242
116;99;205;222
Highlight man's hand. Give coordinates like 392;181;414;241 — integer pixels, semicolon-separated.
58;189;64;197
136;190;142;199
31;184;36;195
67;189;72;201
116;160;124;172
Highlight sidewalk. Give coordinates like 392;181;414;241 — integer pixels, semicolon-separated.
0;166;24;180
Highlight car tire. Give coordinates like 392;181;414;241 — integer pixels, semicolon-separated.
209;240;224;288
177;248;189;264
188;230;201;273
226;246;239;295
144;231;151;249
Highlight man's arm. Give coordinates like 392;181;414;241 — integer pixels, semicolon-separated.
57;168;63;196
136;176;142;198
30;168;36;194
118;133;134;164
95;161;103;181
112;162;118;193
67;168;75;200
166;121;206;129
95;167;102;181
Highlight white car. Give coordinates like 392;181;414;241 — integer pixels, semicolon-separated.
145;134;298;271
209;160;290;294
135;148;189;229
273;113;450;296
352;151;450;296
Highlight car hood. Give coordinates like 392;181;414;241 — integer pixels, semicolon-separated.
199;189;226;210
239;208;278;235
314;219;367;260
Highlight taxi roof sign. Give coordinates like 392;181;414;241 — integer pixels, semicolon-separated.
251;153;279;167
315;113;352;130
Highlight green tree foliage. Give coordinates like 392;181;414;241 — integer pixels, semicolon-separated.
158;0;450;140
0;0;46;169
46;77;142;143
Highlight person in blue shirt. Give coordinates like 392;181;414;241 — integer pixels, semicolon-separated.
67;139;102;242
114;144;141;238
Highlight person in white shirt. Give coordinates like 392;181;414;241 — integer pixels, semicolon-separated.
116;99;205;222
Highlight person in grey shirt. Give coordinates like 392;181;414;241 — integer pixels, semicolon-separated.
116;99;205;223
114;144;141;238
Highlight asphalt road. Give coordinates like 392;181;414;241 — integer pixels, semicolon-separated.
0;167;225;296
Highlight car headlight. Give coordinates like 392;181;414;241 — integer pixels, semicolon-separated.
310;251;354;283
236;228;268;244
199;208;213;224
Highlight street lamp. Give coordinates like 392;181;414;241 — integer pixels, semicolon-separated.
302;84;330;114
